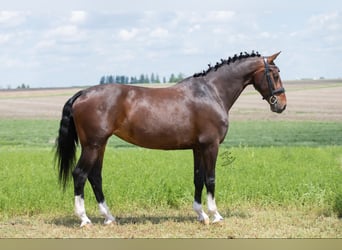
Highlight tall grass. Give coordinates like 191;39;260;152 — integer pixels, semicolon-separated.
0;146;341;217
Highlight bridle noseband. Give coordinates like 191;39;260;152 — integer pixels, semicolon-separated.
263;57;285;105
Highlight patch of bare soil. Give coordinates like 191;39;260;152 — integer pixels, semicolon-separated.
0;80;341;121
230;80;342;121
0;88;82;119
0;208;340;238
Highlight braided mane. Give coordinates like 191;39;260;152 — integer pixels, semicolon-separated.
193;51;261;77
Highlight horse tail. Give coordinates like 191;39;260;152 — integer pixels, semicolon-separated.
55;90;83;190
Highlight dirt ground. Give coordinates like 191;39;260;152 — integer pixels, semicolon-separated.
0;80;341;121
1;208;341;238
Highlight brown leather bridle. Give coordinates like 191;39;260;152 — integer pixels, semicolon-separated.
262;57;285;104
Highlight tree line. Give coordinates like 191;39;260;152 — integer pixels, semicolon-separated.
99;72;185;85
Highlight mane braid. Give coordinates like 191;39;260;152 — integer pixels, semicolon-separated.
193;50;261;77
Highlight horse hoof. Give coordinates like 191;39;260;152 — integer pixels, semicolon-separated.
212;215;224;224
212;218;224;224
80;222;92;228
202;218;210;225
104;219;116;226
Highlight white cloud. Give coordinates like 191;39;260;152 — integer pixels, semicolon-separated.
45;25;87;42
118;28;140;41
49;25;78;37
0;11;29;27
149;27;169;38
183;46;200;55
1;5;342;88
188;24;201;33
0;33;11;44
35;39;56;49
309;11;340;30
206;11;235;22
70;11;87;24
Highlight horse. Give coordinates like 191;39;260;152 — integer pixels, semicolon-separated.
55;51;286;227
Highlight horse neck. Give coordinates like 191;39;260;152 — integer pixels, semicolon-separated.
207;59;262;112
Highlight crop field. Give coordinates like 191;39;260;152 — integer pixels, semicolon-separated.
0;80;341;238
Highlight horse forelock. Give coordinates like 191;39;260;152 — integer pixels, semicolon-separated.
193;51;261;77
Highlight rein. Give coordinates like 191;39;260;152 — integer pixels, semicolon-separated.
263;57;285;104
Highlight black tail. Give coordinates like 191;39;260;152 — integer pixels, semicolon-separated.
55;90;83;190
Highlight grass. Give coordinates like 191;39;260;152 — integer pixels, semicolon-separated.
0;146;341;217
0;119;342;147
225;121;342;147
0;119;341;237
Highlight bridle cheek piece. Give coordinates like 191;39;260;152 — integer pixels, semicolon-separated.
263;57;285;105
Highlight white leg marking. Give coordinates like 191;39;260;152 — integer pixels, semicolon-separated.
75;195;91;227
207;193;223;223
193;201;210;225
98;201;116;225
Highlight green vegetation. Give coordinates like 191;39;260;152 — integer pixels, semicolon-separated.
1;120;341;148
0;119;341;219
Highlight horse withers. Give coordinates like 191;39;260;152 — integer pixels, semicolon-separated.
55;51;286;227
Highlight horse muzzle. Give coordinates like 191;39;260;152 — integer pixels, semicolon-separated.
269;95;287;113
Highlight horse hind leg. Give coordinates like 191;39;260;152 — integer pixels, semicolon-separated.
72;164;92;227
87;159;115;225
72;145;114;227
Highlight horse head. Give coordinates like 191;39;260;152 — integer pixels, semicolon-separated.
252;52;287;113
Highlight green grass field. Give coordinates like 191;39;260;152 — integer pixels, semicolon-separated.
1;119;341;222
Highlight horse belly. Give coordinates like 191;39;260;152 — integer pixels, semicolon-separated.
114;114;194;150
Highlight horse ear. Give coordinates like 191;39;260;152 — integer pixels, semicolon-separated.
267;51;281;63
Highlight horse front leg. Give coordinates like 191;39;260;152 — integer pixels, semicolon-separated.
203;143;224;223
205;172;224;223
192;148;210;224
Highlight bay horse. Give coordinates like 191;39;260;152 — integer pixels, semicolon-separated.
55;51;286;227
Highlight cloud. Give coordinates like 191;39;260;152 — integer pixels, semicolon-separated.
0;33;11;44
205;11;235;22
0;11;29;27
149;27;169;38
1;5;341;88
118;28;140;41
309;11;340;31
35;39;56;50
117;27;169;41
45;24;87;42
70;11;87;24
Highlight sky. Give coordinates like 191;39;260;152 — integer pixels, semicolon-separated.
0;0;341;88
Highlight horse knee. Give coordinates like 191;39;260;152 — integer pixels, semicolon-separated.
205;176;215;188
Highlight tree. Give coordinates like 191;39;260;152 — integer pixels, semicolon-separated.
169;73;176;83
139;74;145;83
108;75;114;84
17;83;29;89
177;73;184;81
100;76;106;84
155;74;160;83
145;74;150;83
